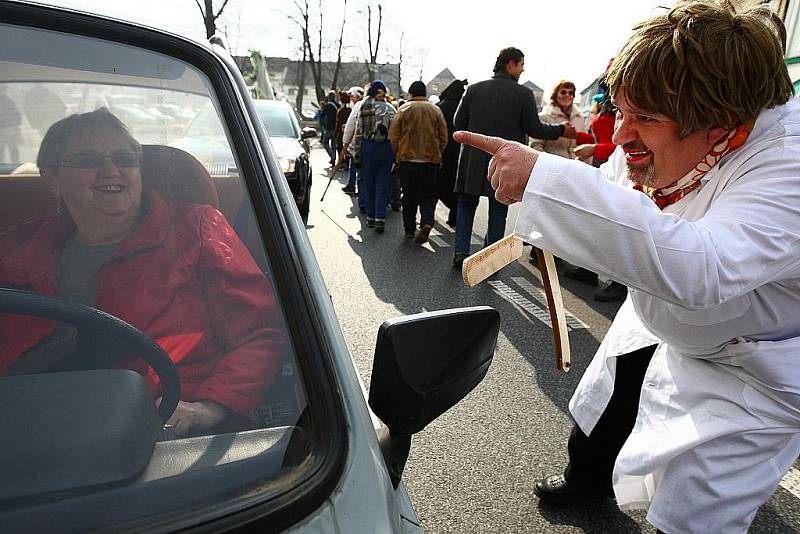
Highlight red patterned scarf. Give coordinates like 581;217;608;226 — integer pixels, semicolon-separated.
634;118;755;209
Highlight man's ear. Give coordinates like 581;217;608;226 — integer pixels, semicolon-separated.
707;126;729;146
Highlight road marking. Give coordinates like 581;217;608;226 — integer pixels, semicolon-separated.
488;280;554;328
780;467;800;500
511;277;589;330
428;235;449;247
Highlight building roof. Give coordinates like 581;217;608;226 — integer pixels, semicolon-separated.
522;80;543;92
264;56;400;95
426;68;457;96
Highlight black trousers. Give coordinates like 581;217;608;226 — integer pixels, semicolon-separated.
564;344;657;496
398;162;438;233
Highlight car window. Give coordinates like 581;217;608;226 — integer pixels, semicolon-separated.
255;104;299;138
0;21;319;528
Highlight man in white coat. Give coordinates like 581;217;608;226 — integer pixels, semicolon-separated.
455;1;799;533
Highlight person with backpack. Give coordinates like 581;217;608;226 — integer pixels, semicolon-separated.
354;80;396;233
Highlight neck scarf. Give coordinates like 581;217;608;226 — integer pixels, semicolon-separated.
634;118;755;210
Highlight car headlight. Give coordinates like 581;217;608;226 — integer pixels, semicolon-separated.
278;157;296;174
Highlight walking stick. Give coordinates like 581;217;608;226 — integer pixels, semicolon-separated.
321;145;349;202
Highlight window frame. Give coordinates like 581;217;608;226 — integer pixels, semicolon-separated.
0;1;348;531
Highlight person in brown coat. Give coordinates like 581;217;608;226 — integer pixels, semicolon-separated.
388;81;448;244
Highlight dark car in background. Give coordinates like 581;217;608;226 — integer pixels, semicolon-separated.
172;100;315;223
253;99;316;223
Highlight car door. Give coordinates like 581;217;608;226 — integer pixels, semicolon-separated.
0;2;362;531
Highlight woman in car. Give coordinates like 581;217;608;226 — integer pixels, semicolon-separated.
0;108;287;437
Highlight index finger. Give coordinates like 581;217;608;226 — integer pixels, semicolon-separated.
454;131;505;156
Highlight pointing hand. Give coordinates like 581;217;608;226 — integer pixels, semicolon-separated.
453;131;539;205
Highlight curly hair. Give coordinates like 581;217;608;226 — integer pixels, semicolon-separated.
606;0;794;137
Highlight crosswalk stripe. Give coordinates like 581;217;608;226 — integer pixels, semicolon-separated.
511;277;589;330
428;235;449;247
780;467;800;500
488;280;555;328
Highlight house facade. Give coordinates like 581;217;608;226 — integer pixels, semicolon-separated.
262;57;400;114
426;68;457;96
521;80;544;109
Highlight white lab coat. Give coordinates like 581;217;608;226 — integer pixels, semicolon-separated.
514;98;800;533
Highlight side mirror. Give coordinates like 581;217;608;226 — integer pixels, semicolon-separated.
301;127;317;139
368;306;500;487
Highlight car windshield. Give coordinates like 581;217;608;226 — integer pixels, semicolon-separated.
255;103;298;138
0;21;318;529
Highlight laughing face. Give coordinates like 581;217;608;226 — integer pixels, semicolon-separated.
611;88;724;189
49;128;143;244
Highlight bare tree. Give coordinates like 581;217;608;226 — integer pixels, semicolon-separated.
295;42;308;112
194;0;232;39
289;0;325;103
364;2;383;81
331;0;348;91
417;46;427;81
397;31;404;94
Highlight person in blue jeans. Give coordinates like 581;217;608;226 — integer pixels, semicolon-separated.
451;47;574;266
354;80;395;233
454;192;508;255
360;139;394;232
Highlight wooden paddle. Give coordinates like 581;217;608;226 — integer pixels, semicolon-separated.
462;235;571;372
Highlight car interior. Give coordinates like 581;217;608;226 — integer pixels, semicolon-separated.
0;21;316;524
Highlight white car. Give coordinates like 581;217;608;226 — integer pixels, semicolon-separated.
0;1;500;532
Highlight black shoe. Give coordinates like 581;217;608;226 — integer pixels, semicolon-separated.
453;253;468;268
594;281;627;302
374;219;385;233
414;224;432;244
534;474;590;502
342;185;356;194
366;217;375;228
563;266;599;286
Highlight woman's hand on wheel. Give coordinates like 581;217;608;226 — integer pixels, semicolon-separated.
158;398;229;437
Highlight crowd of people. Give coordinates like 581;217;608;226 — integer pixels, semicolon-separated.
313;1;800;532
318;47;626;300
453;1;800;533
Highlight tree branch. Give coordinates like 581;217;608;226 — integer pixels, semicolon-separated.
213;0;232;20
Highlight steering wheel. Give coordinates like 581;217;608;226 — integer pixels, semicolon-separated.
0;288;180;422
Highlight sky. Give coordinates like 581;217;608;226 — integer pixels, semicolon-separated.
45;0;677;99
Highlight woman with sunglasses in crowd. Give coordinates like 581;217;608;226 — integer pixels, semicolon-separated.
0;108;287;438
530;80;589;161
528;80;596;269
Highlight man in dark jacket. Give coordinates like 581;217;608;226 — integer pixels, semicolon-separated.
437;79;468;228
320;90;339;165
452;47;576;266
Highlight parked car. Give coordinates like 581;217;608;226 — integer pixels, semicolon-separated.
253;99;316;223
0;1;500;532
172;100;315;223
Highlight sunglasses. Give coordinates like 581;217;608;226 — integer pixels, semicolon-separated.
58;150;141;169
559;90;575;96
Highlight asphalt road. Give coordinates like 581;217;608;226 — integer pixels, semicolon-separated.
304;145;800;533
